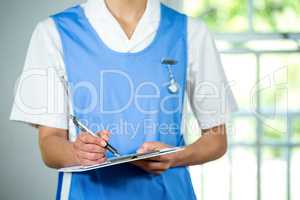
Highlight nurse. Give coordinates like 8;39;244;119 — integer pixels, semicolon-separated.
10;0;237;199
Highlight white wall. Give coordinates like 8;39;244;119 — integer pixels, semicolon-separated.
0;1;183;200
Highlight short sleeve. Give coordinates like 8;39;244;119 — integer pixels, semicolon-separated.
187;19;238;130
10;19;69;130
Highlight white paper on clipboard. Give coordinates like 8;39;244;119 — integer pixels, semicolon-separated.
58;147;184;173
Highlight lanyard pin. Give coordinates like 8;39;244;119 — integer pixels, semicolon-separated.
161;58;179;94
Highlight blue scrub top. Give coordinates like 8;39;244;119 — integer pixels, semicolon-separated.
52;4;196;200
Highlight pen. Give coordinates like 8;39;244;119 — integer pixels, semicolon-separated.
70;115;121;157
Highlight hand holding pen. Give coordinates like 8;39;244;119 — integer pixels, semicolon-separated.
72;130;110;166
71;115;121;158
55;74;121;164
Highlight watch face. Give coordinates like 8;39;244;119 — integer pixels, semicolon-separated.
168;81;179;94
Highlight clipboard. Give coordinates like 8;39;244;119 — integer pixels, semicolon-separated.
58;147;184;173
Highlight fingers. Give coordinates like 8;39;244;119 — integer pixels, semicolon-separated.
134;141;173;174
137;142;170;154
72;145;107;166
137;142;161;153
74;141;106;153
133;160;170;175
73;131;111;166
78;133;107;147
80;157;107;166
145;155;166;162
77;150;105;161
73;140;107;165
144;161;169;171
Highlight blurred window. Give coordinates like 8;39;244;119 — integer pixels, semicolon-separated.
182;0;300;200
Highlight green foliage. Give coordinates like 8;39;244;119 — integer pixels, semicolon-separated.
263;118;286;140
184;0;300;160
264;147;284;159
254;0;300;32
185;0;300;32
188;0;248;32
263;119;286;160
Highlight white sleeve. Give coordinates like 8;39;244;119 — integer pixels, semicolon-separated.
10;18;69;130
187;18;238;130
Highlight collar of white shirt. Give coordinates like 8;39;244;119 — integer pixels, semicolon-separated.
82;0;161;53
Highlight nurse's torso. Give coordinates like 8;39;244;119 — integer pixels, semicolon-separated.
52;4;196;200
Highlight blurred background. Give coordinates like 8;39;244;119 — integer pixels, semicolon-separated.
175;0;300;200
0;0;299;200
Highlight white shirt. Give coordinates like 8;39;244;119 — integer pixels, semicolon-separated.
10;0;237;132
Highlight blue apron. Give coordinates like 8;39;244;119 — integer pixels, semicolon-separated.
52;4;196;200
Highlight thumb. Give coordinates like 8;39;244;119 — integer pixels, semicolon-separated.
137;142;160;153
